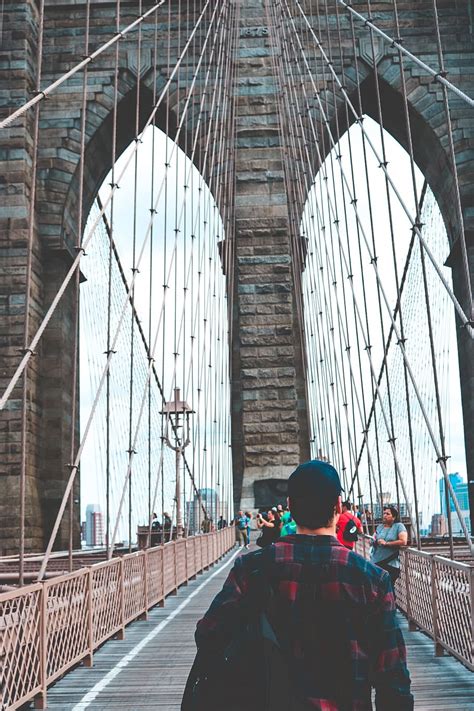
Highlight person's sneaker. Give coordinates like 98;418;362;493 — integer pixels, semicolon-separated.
245;544;249;549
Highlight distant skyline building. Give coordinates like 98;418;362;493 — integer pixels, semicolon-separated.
439;472;471;536
85;504;104;546
186;488;227;534
430;513;448;537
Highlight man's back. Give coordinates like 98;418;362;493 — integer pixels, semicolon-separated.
195;535;412;710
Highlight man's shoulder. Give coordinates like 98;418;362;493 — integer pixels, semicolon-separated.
346;549;391;587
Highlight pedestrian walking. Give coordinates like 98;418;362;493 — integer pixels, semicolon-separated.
183;459;413;710
336;500;362;550
234;510;250;547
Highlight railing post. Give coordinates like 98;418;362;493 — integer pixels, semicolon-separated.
470;566;474;668
185;537;189;583
141;551;149;620
159;542;165;606
117;557;125;640
431;556;443;656
404;551;416;631
34;584;47;710
172;541;178;594
84;568;94;667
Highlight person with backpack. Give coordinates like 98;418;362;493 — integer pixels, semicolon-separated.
183;459;413;711
336;500;362;550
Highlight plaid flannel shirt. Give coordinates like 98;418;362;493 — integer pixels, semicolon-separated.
195;534;413;710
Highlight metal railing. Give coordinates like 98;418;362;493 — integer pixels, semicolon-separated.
355;536;474;671
0;526;235;710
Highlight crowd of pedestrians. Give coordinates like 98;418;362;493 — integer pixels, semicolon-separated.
233;498;375;551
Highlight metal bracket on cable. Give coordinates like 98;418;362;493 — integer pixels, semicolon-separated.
436;454;450;464
19;347;36;356
104;349;117;356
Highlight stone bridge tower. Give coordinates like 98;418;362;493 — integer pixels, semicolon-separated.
1;0;473;551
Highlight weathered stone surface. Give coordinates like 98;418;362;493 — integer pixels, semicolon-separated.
1;0;474;540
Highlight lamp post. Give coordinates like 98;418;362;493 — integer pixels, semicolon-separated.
161;388;194;539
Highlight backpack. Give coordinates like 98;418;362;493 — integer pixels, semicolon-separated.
181;562;308;711
343;516;359;542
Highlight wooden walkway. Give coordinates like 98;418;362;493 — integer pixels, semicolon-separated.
32;546;473;711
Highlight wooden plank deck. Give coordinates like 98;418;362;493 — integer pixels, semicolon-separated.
30;546;473;710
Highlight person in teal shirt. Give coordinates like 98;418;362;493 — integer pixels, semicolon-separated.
280;516;297;536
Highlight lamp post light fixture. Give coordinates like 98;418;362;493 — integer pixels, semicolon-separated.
160;388;194;539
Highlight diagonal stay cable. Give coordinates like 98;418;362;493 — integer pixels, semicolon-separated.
0;0;167;130
0;0;213;415
35;0;215;579
337;0;474;108
286;0;473;547
294;0;474;336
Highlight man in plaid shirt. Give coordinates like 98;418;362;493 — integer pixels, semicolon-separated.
195;460;413;710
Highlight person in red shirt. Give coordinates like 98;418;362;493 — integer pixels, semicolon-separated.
337;500;363;549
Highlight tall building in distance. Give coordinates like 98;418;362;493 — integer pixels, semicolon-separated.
439;472;471;536
84;504;104;546
186;488;227;534
430;513;448;537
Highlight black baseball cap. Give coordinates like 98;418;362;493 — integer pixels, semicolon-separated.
288;460;343;502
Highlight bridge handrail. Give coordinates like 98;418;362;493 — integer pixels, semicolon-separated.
355;535;474;672
0;526;235;711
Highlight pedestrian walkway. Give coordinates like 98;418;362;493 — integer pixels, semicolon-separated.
34;545;473;710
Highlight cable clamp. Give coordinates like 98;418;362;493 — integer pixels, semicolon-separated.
434;70;448;81
149;208;157;214
350;198;358;205
345;345;351;352
109;182;120;189
126;448;137;455
396;337;407;346
362;429;368;435
131;267;140;274
436;454;450;464
378;161;388;169
364;344;372;352
104;349;117;355
343;402;348;408
20;347;36;356
370;255;378;265
347;273;354;281
74;245;86;255
387;437;397;445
